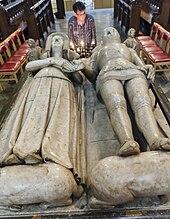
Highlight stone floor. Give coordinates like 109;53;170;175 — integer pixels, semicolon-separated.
0;8;170;218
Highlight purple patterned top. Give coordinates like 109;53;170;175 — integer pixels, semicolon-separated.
68;14;97;49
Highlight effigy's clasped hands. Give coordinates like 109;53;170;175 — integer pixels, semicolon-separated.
50;57;85;73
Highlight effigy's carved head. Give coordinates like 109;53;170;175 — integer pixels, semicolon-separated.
28;38;36;48
51;35;64;54
43;32;69;58
127;28;136;38
101;27;121;46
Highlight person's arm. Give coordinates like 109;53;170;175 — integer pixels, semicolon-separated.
91;17;97;47
130;48;145;66
25;57;54;72
68;19;77;48
81;46;100;83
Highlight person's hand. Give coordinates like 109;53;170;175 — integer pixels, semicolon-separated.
144;64;155;81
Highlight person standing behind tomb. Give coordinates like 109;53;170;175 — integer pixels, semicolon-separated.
68;1;97;52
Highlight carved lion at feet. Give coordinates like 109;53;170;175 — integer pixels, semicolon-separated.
88;151;170;208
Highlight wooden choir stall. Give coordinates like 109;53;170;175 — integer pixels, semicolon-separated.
0;0;55;45
114;0;170;35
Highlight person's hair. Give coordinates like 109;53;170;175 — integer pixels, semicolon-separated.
73;1;86;13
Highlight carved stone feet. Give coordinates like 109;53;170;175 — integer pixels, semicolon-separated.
151;138;170;151
118;140;140;156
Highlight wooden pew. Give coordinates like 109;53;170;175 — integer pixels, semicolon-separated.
0;4;12;41
0;0;55;47
24;0;55;46
114;0;141;34
0;0;27;41
150;81;170;126
5;0;26;29
136;23;170;73
135;23;170;126
138;0;170;33
114;0;170;35
0;28;29;91
153;0;170;32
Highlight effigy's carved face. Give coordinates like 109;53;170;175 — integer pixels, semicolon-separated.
51;35;64;56
101;27;121;46
28;39;36;48
52;35;64;49
128;28;136;38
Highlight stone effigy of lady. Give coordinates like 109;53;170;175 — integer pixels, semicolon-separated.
82;27;170;156
0;32;85;207
0;32;84;167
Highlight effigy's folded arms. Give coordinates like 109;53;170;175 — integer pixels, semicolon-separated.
26;57;85;73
